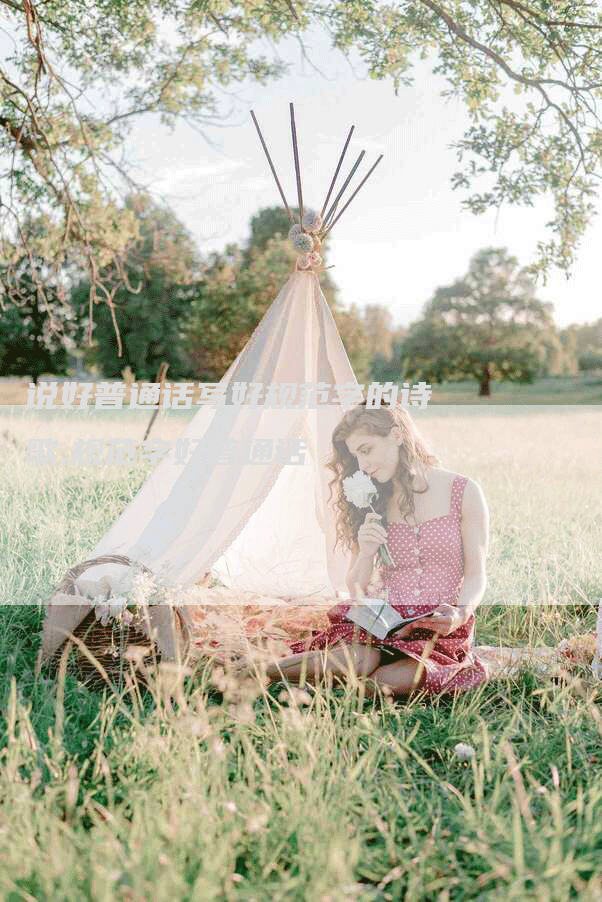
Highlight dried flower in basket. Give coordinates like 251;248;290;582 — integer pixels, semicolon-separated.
93;570;170;629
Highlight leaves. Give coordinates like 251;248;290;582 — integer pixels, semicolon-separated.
3;0;602;362
316;0;602;279
396;246;562;395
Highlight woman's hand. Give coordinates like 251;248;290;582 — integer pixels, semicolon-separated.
411;603;472;637
357;512;388;559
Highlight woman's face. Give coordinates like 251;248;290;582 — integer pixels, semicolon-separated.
345;427;402;483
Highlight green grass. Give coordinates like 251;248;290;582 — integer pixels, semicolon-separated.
1;406;602;901
428;375;602;404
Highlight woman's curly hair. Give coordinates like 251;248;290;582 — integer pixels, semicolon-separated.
326;401;440;558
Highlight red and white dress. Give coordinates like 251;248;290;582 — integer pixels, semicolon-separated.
287;475;488;696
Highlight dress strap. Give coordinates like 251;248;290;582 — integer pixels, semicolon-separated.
450;475;468;518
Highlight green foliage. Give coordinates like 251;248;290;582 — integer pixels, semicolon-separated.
72;193;202;380
333;303;374;385
564;319;602;372
181;204;375;381
397;247;562;396
317;1;602;278
579;350;602;372
0;0;296;327
2;0;602;343
0;254;84;379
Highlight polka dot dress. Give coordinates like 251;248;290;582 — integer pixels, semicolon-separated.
288;475;488;696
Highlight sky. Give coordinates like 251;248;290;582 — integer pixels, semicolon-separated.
73;23;602;329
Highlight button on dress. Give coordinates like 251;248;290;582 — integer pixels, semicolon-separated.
287;475;488;696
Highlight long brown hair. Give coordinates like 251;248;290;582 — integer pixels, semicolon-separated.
327;402;440;557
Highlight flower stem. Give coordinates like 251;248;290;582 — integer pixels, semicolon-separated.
369;503;394;567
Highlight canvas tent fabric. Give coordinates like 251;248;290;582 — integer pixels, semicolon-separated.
38;270;361;665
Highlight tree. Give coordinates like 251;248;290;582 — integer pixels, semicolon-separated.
242;206;338;306
181;241;275;381
560;318;602;372
371;334;409;384
545;326;579;377
0;0;295;337
397;247;560;396
3;0;602;353
334;303;374;385
71;192;202;379
245;208;295;258
0;255;82;380
362;304;395;360
318;1;602;280
578;350;602;372
181;207;377;381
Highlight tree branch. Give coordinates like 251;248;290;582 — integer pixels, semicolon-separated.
419;0;596;172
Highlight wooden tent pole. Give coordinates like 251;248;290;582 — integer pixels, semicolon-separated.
321;154;384;237
250;110;294;222
143;361;169;443
320;125;355;220
289;102;304;228
321;150;365;231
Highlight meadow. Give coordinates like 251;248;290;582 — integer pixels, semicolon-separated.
1;404;602;901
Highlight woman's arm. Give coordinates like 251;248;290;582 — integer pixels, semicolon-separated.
345;546;376;597
457;478;489;617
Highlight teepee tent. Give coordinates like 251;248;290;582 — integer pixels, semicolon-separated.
38;104;385;668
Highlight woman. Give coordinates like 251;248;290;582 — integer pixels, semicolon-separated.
265;401;490;698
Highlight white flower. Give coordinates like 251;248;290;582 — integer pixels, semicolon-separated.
342;470;377;509
93;593;137;627
108;595;128;619
302;209;322;233
130;570;160;607
94;603;112;627
453;742;476;761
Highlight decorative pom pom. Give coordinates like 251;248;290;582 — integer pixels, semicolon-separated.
291;231;314;252
296;254;313;270
302;209;322;233
308;251;322;267
288;223;302;242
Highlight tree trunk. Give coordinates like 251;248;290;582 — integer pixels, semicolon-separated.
478;364;491;397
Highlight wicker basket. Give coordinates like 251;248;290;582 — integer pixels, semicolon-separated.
47;554;190;691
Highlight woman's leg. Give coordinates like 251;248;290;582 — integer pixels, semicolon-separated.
265;643;382;686
363;657;428;699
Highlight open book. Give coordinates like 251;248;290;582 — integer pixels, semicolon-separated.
346;599;433;641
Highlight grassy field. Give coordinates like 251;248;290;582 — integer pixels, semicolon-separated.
1;406;602;900
426;375;602;404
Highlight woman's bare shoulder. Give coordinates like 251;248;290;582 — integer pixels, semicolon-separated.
431;468;485;502
427;466;459;486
